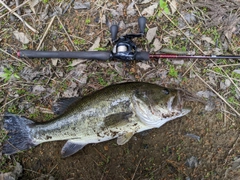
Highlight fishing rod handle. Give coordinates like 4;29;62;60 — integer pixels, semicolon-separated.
135;51;149;61
17;50;111;60
18;50;150;61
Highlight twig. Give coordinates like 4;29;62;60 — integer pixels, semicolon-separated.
49;163;58;174
0;0;30;19
56;16;78;51
63;0;75;14
53;30;92;44
0;0;38;33
23;168;42;174
192;67;240;117
0;48;31;67
0;94;26;111
93;147;107;161
131;158;142;180
0;82;9;88
207;69;240;82
212;63;240;68
224;134;240;165
37;16;56;50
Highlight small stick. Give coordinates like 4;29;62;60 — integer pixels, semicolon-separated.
93;147;107;162
0;0;38;33
37;16;56;50
62;0;75;14
224;134;240;165
0;0;30;18
131;158;142;180
0;95;26;111
56;16;78;51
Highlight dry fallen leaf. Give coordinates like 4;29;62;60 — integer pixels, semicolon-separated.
13;30;30;44
32;85;46;95
201;35;215;45
51;46;59;66
67;59;87;67
73;1;90;9
169;0;177;14
146;27;158;43
141;3;158;17
89;37;101;51
153;38;162;52
28;0;41;14
233;69;240;74
116;3;124;16
136;62;151;71
127;1;136;16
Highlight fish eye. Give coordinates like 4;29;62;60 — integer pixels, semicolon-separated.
162;88;169;95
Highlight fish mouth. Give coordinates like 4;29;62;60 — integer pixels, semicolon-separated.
159;90;191;118
169;90;184;112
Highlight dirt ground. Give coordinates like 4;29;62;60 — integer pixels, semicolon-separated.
0;0;240;180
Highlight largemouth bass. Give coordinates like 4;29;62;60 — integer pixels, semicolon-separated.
2;82;191;157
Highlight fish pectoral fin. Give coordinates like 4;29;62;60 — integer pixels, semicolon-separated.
61;139;86;158
117;132;134;145
104;112;133;127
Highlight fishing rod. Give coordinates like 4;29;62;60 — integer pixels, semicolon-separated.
17;17;240;61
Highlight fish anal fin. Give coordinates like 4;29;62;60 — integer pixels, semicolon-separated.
61;139;86;158
52;97;81;115
117;132;134;145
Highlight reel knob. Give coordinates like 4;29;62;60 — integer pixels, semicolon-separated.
110;24;118;42
138;16;146;34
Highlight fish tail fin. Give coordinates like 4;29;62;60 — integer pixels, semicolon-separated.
2;113;36;155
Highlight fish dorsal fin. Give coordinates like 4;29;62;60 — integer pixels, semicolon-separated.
61;139;86;158
117;132;134;145
52;97;81;115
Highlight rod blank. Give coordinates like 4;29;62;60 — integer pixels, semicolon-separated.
149;54;240;59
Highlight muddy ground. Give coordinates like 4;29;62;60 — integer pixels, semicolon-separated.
0;0;240;179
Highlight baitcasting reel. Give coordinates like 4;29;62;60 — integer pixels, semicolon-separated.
110;17;146;61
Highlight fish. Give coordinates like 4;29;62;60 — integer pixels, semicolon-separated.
2;82;192;158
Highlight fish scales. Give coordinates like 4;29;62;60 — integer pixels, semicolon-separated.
2;82;191;157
